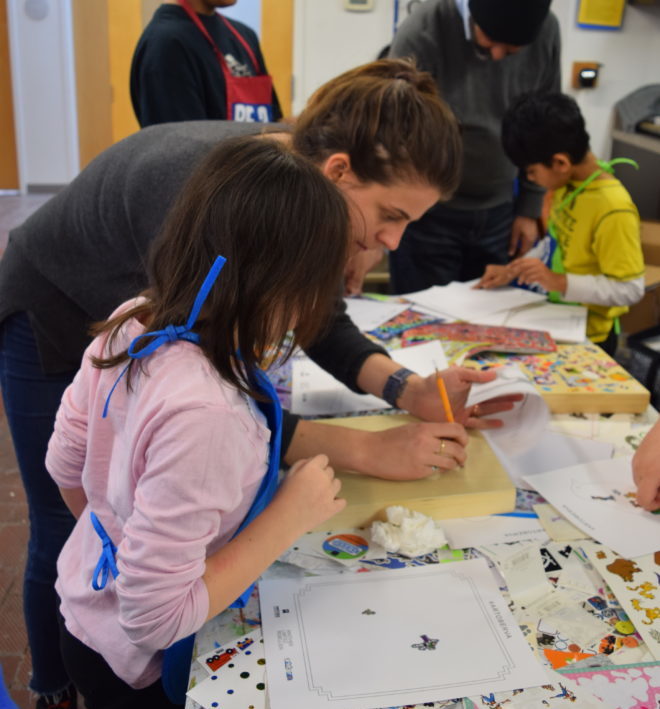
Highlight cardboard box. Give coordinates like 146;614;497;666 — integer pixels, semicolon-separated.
620;221;660;335
641;220;660;265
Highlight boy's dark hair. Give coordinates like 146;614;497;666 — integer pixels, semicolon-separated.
91;137;349;400
501;92;591;168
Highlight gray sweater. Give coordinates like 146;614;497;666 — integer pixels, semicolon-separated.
390;0;561;216
0;121;386;452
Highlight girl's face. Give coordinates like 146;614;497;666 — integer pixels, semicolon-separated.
335;172;441;258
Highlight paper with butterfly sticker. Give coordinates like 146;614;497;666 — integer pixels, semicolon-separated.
259;559;547;709
187;632;267;709
579;540;660;661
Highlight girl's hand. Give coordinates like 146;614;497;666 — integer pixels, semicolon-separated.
274;454;346;534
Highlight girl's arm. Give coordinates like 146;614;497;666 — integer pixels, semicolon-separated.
203;454;344;620
58;486;88;519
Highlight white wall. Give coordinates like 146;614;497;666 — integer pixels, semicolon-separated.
222;0;261;36
557;0;660;158
7;0;79;190
292;0;398;114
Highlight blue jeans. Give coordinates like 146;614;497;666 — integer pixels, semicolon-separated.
389;201;514;293
0;312;77;694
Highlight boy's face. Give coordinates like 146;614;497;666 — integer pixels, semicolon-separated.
525;155;571;191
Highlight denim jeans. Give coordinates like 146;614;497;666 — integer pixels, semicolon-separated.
389;201;514;294
0;312;77;694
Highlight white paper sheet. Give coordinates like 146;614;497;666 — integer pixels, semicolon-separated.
522;457;660;558
473;301;588;343
403;280;546;322
533;503;589;542
259;559;547;709
485;428;615;490
440;514;548;549
467;363;549;455
291;340;448;416
343;297;409;332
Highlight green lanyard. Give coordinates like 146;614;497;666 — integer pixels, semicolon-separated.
545;157;638;306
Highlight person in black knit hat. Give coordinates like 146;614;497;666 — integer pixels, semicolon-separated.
385;0;560;295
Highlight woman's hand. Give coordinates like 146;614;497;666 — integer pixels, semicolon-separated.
359;422;468;480
274;454;346;534
398;366;523;429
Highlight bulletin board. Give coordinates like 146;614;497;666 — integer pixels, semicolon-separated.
577;0;626;30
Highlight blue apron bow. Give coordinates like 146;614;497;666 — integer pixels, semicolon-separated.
89;254;283;704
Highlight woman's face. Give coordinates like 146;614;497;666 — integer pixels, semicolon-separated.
336;172;441;258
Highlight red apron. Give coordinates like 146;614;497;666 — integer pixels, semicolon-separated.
178;0;274;122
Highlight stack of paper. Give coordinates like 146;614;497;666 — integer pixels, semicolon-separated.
403;280;546;322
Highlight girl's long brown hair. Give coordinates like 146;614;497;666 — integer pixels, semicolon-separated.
292;58;462;197
91;137;349;399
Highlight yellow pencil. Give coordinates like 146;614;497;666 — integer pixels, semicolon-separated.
435;368;454;423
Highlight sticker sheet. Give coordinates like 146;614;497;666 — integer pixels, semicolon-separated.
188;630;267;709
580;541;660;661
258;559;547;709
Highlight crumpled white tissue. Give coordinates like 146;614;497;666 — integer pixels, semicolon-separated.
370;506;447;558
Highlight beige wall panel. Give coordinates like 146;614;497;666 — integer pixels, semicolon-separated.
108;0;142;142
261;0;293;118
0;0;19;189
72;0;113;168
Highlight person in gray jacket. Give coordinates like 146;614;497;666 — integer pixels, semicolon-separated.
388;0;561;293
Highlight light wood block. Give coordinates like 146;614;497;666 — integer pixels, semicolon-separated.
311;414;515;531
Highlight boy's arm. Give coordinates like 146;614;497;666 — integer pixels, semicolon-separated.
564;273;645;307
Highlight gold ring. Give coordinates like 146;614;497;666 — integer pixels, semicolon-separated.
473;404;480;417
437;439;446;455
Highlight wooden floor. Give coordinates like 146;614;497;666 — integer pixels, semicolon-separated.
0;193;53;708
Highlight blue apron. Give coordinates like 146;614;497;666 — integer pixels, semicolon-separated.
91;255;283;704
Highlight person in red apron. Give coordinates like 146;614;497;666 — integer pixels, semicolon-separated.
476;92;645;357
130;0;281;127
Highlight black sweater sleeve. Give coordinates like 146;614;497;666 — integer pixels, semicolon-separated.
279;297;390;462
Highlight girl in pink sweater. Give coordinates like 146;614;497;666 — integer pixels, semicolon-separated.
45;137;349;708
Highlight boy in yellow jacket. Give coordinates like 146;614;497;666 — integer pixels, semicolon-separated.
477;92;644;356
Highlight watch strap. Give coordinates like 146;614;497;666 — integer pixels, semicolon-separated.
382;367;414;408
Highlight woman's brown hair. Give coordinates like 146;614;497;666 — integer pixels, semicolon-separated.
91;137;349;399
292;58;462;198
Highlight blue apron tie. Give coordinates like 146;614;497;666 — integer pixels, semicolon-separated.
101;255;226;418
90;511;119;591
89;254;283;703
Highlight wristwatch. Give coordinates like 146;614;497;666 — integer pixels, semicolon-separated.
382;367;414;408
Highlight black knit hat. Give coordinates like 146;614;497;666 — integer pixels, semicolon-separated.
468;0;551;46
